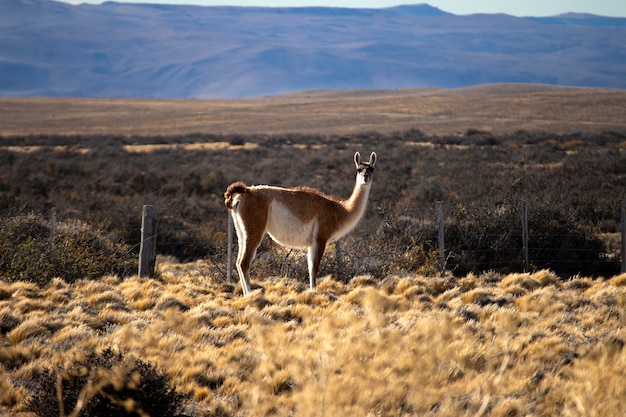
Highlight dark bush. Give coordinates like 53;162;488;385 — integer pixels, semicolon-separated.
26;348;184;417
157;215;216;261
526;209;617;277
408;202;619;277
0;213;135;285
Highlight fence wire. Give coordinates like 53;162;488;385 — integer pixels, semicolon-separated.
134;200;626;280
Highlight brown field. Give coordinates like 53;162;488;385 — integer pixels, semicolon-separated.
1;84;626;416
1;84;626;136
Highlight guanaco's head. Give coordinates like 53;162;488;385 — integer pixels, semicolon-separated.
354;151;377;185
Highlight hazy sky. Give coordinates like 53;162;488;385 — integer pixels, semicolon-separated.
58;0;626;17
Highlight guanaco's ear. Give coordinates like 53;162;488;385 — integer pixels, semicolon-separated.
369;152;377;168
354;152;362;168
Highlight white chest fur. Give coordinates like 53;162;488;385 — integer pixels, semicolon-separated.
265;200;317;249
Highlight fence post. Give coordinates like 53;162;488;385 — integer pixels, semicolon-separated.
138;205;157;278
436;201;445;277
227;213;234;282
49;207;57;251
621;200;626;273
522;200;529;273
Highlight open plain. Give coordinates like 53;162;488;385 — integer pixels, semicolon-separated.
1;85;626;416
2;85;626;137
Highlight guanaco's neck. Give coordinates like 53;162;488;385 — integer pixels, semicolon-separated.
342;182;371;226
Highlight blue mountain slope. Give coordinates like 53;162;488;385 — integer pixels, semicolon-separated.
527;13;626;28
0;0;624;98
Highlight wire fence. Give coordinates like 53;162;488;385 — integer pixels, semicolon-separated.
135;199;626;281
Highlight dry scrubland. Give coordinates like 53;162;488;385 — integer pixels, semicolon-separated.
1;264;625;416
1;85;626;416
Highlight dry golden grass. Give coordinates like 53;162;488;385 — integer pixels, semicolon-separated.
1;85;626;137
1;263;625;416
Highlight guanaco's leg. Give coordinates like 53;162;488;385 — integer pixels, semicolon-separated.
232;211;264;295
307;238;327;289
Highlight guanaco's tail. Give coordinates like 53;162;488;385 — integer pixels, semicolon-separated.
224;181;248;210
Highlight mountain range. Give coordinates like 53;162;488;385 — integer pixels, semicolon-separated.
1;0;625;98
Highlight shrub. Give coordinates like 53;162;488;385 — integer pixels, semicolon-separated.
381;202;619;278
157;214;217;261
26;348;184;417
444;203;618;277
0;213;135;285
526;210;617;277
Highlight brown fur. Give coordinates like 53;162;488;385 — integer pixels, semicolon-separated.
224;181;248;209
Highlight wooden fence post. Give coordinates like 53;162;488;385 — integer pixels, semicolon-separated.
436;201;445;277
138;205;157;278
227;213;234;282
522;200;529;273
621;200;626;273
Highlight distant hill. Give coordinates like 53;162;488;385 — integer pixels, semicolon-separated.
0;0;624;98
